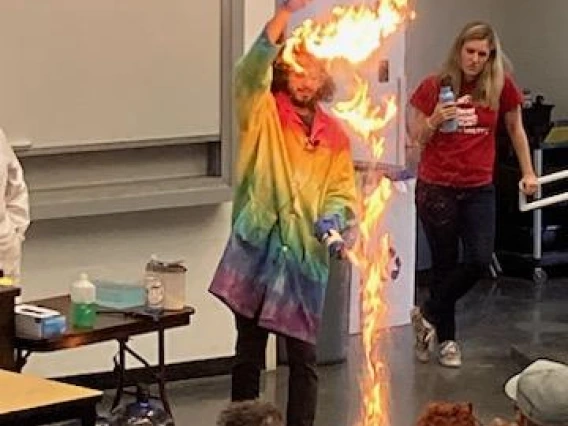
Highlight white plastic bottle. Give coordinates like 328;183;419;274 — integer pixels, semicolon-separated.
70;273;97;328
439;85;458;133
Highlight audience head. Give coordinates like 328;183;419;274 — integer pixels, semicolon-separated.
504;359;568;426
416;401;480;426
217;400;283;426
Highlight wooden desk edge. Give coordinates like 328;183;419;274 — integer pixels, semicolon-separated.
0;369;102;415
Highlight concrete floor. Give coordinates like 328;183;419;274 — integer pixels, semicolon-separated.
92;274;568;426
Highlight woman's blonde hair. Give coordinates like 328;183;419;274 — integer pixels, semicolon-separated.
440;21;511;109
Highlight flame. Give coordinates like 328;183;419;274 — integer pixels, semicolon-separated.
282;2;414;426
346;177;394;426
361;232;392;426
282;0;414;71
360;178;393;242
332;77;398;161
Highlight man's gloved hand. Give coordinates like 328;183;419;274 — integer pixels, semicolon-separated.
314;215;345;259
314;214;340;242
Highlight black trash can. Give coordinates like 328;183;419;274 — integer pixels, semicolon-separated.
278;258;352;365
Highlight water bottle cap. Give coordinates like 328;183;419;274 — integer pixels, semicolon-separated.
79;273;89;281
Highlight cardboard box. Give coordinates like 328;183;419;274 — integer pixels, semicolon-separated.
15;304;66;339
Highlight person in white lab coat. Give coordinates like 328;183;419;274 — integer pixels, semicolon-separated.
0;128;30;283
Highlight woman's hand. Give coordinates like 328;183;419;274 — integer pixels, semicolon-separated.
283;0;313;13
520;172;539;196
428;101;457;129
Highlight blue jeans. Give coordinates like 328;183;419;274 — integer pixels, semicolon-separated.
416;180;495;342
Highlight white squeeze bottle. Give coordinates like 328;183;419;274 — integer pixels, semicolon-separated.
70;273;97;328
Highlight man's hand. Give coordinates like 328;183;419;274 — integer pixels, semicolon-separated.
314;215;345;259
283;0;313;13
267;0;312;44
314;215;340;242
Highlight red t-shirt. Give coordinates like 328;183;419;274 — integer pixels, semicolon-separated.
410;75;522;187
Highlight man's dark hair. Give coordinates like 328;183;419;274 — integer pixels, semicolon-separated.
271;49;336;103
217;400;283;426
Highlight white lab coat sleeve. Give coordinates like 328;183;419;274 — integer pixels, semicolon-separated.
2;131;30;239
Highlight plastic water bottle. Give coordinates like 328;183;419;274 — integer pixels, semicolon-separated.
70;273;97;328
109;384;173;426
439;85;458;133
144;256;164;313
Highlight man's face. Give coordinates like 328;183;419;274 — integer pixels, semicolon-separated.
287;56;326;109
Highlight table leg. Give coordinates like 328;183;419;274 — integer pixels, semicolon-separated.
158;327;172;415
15;348;30;372
111;338;127;410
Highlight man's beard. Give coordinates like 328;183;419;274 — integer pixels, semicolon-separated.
290;92;317;110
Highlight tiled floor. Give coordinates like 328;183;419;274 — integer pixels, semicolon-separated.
91;274;568;426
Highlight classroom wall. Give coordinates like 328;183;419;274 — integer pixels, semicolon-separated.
21;0;274;378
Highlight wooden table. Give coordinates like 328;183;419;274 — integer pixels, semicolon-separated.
0;369;102;425
15;295;195;415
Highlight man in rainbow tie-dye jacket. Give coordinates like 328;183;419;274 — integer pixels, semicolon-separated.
209;1;357;424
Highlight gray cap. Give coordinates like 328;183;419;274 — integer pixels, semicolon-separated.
505;359;568;426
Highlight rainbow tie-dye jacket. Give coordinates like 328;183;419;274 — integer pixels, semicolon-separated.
209;33;357;344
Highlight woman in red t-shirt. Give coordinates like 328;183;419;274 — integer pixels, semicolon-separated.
407;22;538;368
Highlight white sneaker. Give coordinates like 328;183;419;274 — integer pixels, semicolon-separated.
411;307;436;363
438;340;462;368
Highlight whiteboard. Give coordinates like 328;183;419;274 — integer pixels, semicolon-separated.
0;1;221;148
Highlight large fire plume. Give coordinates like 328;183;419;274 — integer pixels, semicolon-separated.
332;77;398;161
282;1;414;70
283;2;413;426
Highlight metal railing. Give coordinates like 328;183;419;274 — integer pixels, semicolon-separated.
519;169;568;211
